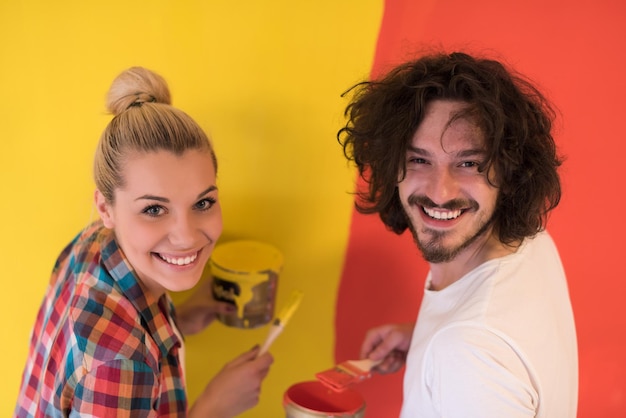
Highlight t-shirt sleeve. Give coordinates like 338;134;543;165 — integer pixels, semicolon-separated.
70;358;159;417
425;324;538;418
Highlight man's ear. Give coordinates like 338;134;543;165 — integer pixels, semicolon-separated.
94;189;115;229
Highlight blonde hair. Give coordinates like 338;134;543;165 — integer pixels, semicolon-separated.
94;67;216;202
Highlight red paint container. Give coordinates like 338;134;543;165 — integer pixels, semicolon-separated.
283;381;366;417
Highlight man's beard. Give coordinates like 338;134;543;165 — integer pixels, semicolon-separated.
405;195;494;264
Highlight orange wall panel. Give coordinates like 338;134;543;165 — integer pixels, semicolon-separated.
336;1;626;416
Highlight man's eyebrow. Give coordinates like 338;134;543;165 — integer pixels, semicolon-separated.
457;148;486;158
407;145;431;155
407;146;485;157
135;185;218;202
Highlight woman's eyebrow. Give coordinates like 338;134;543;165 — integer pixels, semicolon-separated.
135;194;168;202
135;185;218;203
197;185;218;198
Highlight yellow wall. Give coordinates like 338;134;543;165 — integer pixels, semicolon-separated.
0;1;381;415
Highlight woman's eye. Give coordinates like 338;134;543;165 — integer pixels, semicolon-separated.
142;205;164;217
195;198;216;211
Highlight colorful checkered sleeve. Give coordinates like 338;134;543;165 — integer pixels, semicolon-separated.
14;222;186;417
73;359;158;416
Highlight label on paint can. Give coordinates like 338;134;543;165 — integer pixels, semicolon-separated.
209;240;283;329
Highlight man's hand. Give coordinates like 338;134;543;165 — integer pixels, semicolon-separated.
360;323;415;374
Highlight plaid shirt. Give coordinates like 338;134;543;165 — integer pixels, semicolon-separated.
15;221;187;417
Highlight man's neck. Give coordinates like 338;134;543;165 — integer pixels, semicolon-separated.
428;234;520;291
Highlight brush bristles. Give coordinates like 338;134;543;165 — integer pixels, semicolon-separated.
315;361;372;392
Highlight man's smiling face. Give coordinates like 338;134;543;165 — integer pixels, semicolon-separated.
399;99;499;264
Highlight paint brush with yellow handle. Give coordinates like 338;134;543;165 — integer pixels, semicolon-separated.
258;290;304;356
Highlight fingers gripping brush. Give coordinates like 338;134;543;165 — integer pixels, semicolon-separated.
258;290;303;356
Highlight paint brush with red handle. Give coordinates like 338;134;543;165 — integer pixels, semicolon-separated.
315;358;382;392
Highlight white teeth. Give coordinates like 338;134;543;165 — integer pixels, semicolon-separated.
423;207;462;220
161;253;198;266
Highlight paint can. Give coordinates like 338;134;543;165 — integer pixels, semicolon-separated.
283;381;366;418
209;240;283;329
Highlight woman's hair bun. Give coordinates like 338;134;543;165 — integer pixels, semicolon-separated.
106;66;172;115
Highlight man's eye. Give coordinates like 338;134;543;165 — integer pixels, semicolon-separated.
142;205;164;217
460;161;480;168
195;198;216;211
408;157;427;164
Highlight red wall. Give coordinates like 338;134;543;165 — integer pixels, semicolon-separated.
336;1;626;417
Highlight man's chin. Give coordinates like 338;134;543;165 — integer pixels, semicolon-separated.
414;229;468;263
419;245;459;263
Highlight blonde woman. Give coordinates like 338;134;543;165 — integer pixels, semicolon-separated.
15;67;273;417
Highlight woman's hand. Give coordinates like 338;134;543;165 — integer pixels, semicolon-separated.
360;323;415;374
175;279;235;336
188;346;274;418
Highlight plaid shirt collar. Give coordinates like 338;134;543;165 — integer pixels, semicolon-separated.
99;227;181;358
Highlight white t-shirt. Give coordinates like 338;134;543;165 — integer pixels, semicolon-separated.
401;231;578;418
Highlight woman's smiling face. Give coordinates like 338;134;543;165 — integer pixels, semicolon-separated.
96;148;223;297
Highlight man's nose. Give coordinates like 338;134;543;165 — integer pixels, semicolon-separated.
426;167;460;205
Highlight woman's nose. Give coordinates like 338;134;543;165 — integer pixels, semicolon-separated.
168;214;197;247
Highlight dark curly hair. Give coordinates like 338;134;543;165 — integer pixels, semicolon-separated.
338;52;562;245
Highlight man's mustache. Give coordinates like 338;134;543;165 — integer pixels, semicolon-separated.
407;195;478;212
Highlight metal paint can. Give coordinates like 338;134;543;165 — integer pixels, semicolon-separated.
283;381;366;418
209;240;283;329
